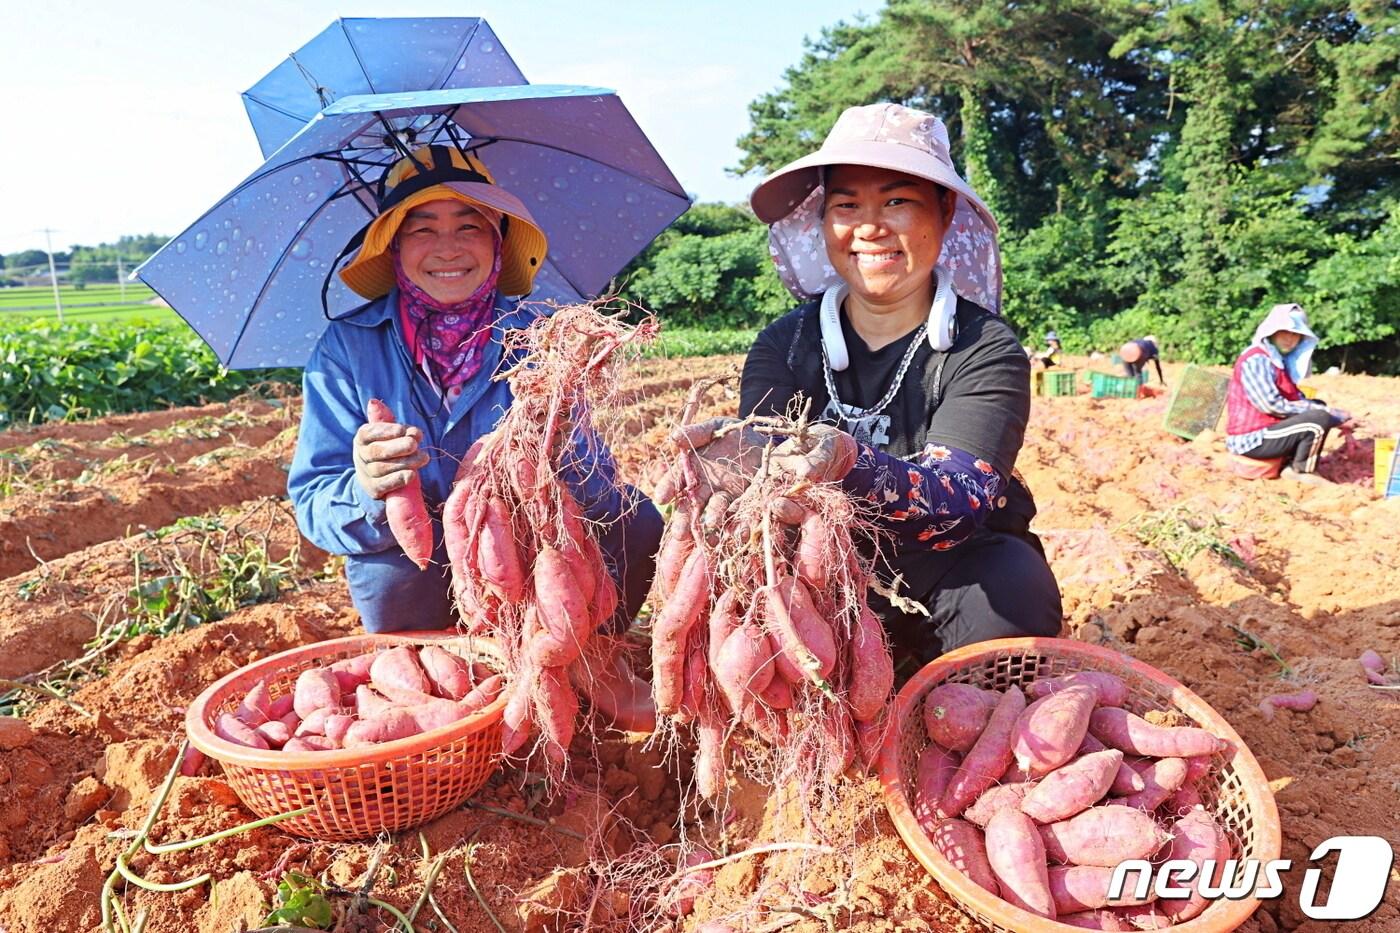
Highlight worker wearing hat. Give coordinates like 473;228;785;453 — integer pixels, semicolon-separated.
288;145;660;728
674;103;1062;666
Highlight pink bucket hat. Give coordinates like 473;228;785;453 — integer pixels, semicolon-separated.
750;103;1003;312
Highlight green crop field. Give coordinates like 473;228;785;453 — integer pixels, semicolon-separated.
0;283;157;308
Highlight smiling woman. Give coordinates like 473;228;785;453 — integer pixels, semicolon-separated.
285;144;662;725
682;103;1062;668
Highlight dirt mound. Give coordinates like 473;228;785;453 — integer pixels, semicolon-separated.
0;359;1396;931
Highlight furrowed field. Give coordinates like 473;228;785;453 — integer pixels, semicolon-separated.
0;306;1395;932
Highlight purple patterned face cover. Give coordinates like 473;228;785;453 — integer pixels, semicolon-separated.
392;229;503;393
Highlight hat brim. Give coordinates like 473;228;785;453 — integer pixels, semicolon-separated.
749;140;999;236
339;182;548;299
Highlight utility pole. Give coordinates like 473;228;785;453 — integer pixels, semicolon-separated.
40;228;63;322
116;255;126;302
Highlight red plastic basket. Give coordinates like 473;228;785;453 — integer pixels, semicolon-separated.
186;632;507;841
879;638;1281;933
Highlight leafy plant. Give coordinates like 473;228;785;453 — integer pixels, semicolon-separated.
1129;503;1245;571
264;871;334;928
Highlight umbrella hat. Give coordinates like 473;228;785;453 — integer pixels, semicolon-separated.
243;17;526;158
135;85;688;370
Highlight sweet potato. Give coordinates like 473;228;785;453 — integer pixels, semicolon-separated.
1156;807;1230;923
179;746;207;777
1027;672;1128;708
401;696;471;733
757;674;793;711
853;715;889;773
418;645;474;700
215;712;270;750
941;686;1026;817
478;496;526;601
695;715;727;801
1258;688;1317;722
1112;757;1187;811
254;719;293;746
654;512;695;601
1048;865;1155;914
1011;684;1096;777
1021;749;1122;824
652;549;710;715
355;684;393;718
672;847;715;917
534;545;591;645
931;818;999;895
370;646;431;696
294;706;336;737
324;714;355;744
964;781;1035;829
705;590;740;673
366;398;433;570
1089;708;1222;758
285;735;340;753
536;667;579;762
373;683;440;706
266;693;295;721
1360;649;1388;685
821;705;857;781
923;683;999;754
847;605;894;723
460;673;506;712
329;652;376;694
1079;733;1144;796
913;745;960;832
793;509;829;591
714;623;776;714
234;680;274;727
1039;806;1170;867
501;677;534;756
293;668;342;719
767;575;837;686
986;809;1056;918
344;709;422;747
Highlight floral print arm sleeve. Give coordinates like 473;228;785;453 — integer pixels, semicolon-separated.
840;441;1004;552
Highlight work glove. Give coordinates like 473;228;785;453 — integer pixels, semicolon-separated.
658;417;768;528
770;424;860;483
353;420;429;500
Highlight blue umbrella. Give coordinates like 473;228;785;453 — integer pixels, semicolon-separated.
136;85;689;369
243;17;526;158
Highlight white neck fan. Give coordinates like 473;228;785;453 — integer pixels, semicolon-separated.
819;272;958;372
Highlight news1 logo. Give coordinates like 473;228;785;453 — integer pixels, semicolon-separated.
1108;836;1393;921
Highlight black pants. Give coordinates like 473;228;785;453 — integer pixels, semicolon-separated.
1239;409;1332;473
872;530;1063;669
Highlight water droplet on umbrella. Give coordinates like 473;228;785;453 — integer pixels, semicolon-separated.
305;190;319;203
275;311;286;320
175;242;187;254
591;174;603;184
624;192;641;204
194;232;209;250
291;240;313;261
215;240;229;256
535;192;549;202
552;177;568;190
578;220;594;232
292;175;303;186
244;239;254;252
481;41;495;52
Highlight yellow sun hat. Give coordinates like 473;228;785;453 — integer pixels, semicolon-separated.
338;145;548;298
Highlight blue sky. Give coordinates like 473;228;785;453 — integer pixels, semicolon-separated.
0;0;873;255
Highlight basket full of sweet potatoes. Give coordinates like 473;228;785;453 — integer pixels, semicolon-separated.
879;637;1281;932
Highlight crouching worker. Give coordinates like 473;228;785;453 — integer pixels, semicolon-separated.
676;104;1062;667
1119;336;1165;387
287;146;661;728
1225;303;1351;482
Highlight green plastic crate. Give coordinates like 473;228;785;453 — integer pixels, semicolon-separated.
1089;371;1138;399
1034;370;1079;397
1163;364;1230;440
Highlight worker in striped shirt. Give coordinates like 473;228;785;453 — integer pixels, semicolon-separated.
1224;304;1351;481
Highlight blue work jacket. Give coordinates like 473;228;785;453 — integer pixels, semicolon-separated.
287;288;660;631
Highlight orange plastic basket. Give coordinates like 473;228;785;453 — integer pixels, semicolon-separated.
879;638;1281;933
187;631;508;841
